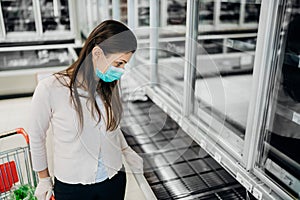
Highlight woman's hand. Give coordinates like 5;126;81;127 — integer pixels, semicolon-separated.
34;177;53;200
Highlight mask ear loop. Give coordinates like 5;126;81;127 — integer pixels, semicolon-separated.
92;39;110;74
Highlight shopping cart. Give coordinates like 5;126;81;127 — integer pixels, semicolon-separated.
0;128;37;200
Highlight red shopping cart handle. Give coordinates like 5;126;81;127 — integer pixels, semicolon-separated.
0;128;29;144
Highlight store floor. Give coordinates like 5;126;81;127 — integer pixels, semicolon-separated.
0;96;146;200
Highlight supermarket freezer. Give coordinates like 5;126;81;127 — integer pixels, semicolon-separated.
0;44;79;96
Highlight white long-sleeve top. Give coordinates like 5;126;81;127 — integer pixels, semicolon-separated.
28;75;142;184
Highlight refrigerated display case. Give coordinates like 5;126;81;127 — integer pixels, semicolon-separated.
108;0;128;23
81;0;260;34
244;2;261;24
159;0;260;32
167;0;187;25
0;44;77;96
0;47;72;71
0;0;79;96
129;0;299;199
257;2;300;198
1;0;36;33
0;0;75;43
138;0;149;26
220;0;240;24
40;0;71;33
199;0;214;25
120;0;128;24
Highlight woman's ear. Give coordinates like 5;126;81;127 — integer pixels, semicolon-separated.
92;46;110;73
92;46;104;59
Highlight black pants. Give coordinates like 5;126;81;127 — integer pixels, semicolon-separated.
54;171;126;200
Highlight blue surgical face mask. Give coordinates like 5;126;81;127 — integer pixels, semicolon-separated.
96;65;125;82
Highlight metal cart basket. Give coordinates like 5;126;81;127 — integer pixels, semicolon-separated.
0;128;37;200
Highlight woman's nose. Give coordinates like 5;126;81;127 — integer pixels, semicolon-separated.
120;63;127;69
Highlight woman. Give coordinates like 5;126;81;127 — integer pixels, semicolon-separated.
29;20;143;200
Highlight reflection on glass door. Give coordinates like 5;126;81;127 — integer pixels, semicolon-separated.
167;0;186;26
199;0;214;25
244;1;260;24
259;1;300;198
108;0;128;23
220;0;240;24
138;0;149;26
1;0;36;33
40;0;70;32
120;0;127;24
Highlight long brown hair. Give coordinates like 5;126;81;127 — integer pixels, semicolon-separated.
56;20;137;132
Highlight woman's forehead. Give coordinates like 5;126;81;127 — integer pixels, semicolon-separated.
110;52;132;61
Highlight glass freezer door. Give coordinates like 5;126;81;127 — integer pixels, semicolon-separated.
258;1;300;198
1;0;36;33
40;0;71;33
